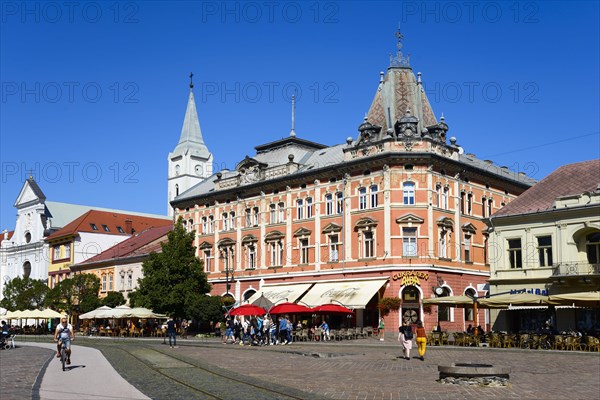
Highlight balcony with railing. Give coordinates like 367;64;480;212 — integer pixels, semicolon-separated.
552;262;600;277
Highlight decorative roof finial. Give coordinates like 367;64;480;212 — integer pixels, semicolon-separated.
189;72;194;90
389;23;410;68
290;93;297;137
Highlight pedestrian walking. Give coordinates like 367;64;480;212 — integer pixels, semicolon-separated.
181;319;189;339
398;320;413;360
415;320;426;361
166;317;177;348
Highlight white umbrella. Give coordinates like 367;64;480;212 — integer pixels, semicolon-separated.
79;305;113;320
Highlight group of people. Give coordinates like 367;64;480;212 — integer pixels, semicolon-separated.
221;315;330;346
397;320;427;361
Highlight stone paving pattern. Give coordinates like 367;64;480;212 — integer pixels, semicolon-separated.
0;345;53;400
6;336;600;400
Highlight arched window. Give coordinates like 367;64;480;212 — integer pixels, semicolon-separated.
358;187;367;210
175;184;179;196
464;288;476;321
403;182;415;205
586;232;600;264
370;185;378;208
438;287;452;321
23;261;31;279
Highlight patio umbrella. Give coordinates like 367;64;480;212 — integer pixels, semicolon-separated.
423;295;475;307
38;309;63;319
79;305;113;320
110;305;133;318
269;302;312;315
229;304;267;316
312;303;355;314
252;294;275;310
125;307;167;318
478;293;550;308
548;291;600;307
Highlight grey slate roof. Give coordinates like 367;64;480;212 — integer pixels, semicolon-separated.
170;89;211;160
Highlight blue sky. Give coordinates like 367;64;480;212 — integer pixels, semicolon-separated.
1;1;599;230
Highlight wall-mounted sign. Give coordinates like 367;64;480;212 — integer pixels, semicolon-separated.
391;271;430;287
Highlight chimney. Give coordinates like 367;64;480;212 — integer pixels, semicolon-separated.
125;219;133;234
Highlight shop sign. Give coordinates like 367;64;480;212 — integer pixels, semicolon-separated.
391;271;429;286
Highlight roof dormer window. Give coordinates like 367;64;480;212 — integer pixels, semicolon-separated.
116;226;125;233
102;224;110;232
90;223;98;230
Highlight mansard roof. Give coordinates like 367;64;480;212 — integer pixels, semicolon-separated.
492;159;600;218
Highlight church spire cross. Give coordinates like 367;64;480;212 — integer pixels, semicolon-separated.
389;23;410;68
189;72;194;89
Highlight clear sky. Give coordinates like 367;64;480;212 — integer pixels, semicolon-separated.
1;1;599;230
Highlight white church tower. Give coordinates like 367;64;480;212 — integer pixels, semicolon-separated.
168;73;214;216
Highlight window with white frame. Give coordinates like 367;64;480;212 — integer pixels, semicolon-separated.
109;274;113;291
245;208;251;227
460;191;466;214
208;215;214;233
220;246;235;273
53;245;61;260
402;227;417;256
188;219;194;232
120;273;125;290
203;249;212;272
464;234;472;262
370;185;378;208
403;182;415;205
464;288;476;321
102;275;107;292
467;193;473;215
488;199;493;217
359;187;367;210
229;212;236;229
436;184;442;208
481;197;487;217
325;194;333;215
127;272;133;290
64;243;70;259
247;244;256;269
329;234;339;262
269;240;284;266
222;212;229;231
336;192;343;214
586;232;600;264
437;287;452;321
269;204;276;223
300;239;309;264
201;216;208;234
508;238;523;269
278;202;285;222
252;207;259;226
442;186;449;209
296;199;304;219
306;197;313;218
537;236;553;267
439;229;448;258
363;231;374;258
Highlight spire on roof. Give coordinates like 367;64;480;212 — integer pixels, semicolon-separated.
170;74;211;160
389;23;410;68
289;93;297;137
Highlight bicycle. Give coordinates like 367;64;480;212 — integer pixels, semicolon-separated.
58;339;67;371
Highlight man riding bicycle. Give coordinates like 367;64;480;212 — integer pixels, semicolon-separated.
54;317;74;365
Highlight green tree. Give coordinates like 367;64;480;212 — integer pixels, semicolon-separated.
101;291;126;308
45;273;101;315
0;276;48;311
135;219;212;319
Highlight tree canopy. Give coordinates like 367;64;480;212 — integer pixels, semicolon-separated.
134;219;212;319
45;273;101;315
101;291;126;308
0;276;48;311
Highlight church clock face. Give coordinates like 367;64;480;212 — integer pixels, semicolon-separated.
175;164;180;176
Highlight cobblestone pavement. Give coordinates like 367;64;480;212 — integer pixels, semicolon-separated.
0;345;53;400
8;336;600;400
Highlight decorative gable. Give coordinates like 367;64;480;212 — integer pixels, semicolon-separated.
462;223;477;233
293;227;312;237
437;217;454;230
236;156;267;184
264;231;284;242
242;234;258;244
14;178;46;208
199;241;213;250
322;223;342;234
354;217;378;230
395;213;424;224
